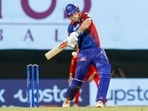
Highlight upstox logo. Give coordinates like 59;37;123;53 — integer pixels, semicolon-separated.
107;86;148;105
14;85;67;103
90;79;148;106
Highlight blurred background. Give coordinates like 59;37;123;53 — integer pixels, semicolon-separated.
0;0;148;107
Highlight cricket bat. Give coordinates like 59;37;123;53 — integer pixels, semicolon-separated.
45;40;67;60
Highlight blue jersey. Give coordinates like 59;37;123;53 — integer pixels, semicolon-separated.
67;12;100;49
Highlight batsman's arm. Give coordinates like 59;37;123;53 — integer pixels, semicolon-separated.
77;18;91;33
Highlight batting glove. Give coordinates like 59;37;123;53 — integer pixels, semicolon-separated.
66;37;77;48
66;32;79;48
70;31;80;38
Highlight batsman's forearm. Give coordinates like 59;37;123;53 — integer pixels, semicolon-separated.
78;18;91;33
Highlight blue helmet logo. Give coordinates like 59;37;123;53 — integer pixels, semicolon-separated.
65;4;79;16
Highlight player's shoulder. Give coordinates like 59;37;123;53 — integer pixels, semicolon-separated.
67;23;73;33
80;12;91;18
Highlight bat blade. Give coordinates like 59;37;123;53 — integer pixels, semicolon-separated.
45;40;67;60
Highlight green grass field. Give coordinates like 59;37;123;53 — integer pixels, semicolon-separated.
0;106;147;111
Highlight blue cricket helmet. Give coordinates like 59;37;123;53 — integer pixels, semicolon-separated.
65;3;80;16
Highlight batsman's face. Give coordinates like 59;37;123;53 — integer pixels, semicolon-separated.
69;12;79;22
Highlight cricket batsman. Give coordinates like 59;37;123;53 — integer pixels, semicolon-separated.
63;3;111;108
